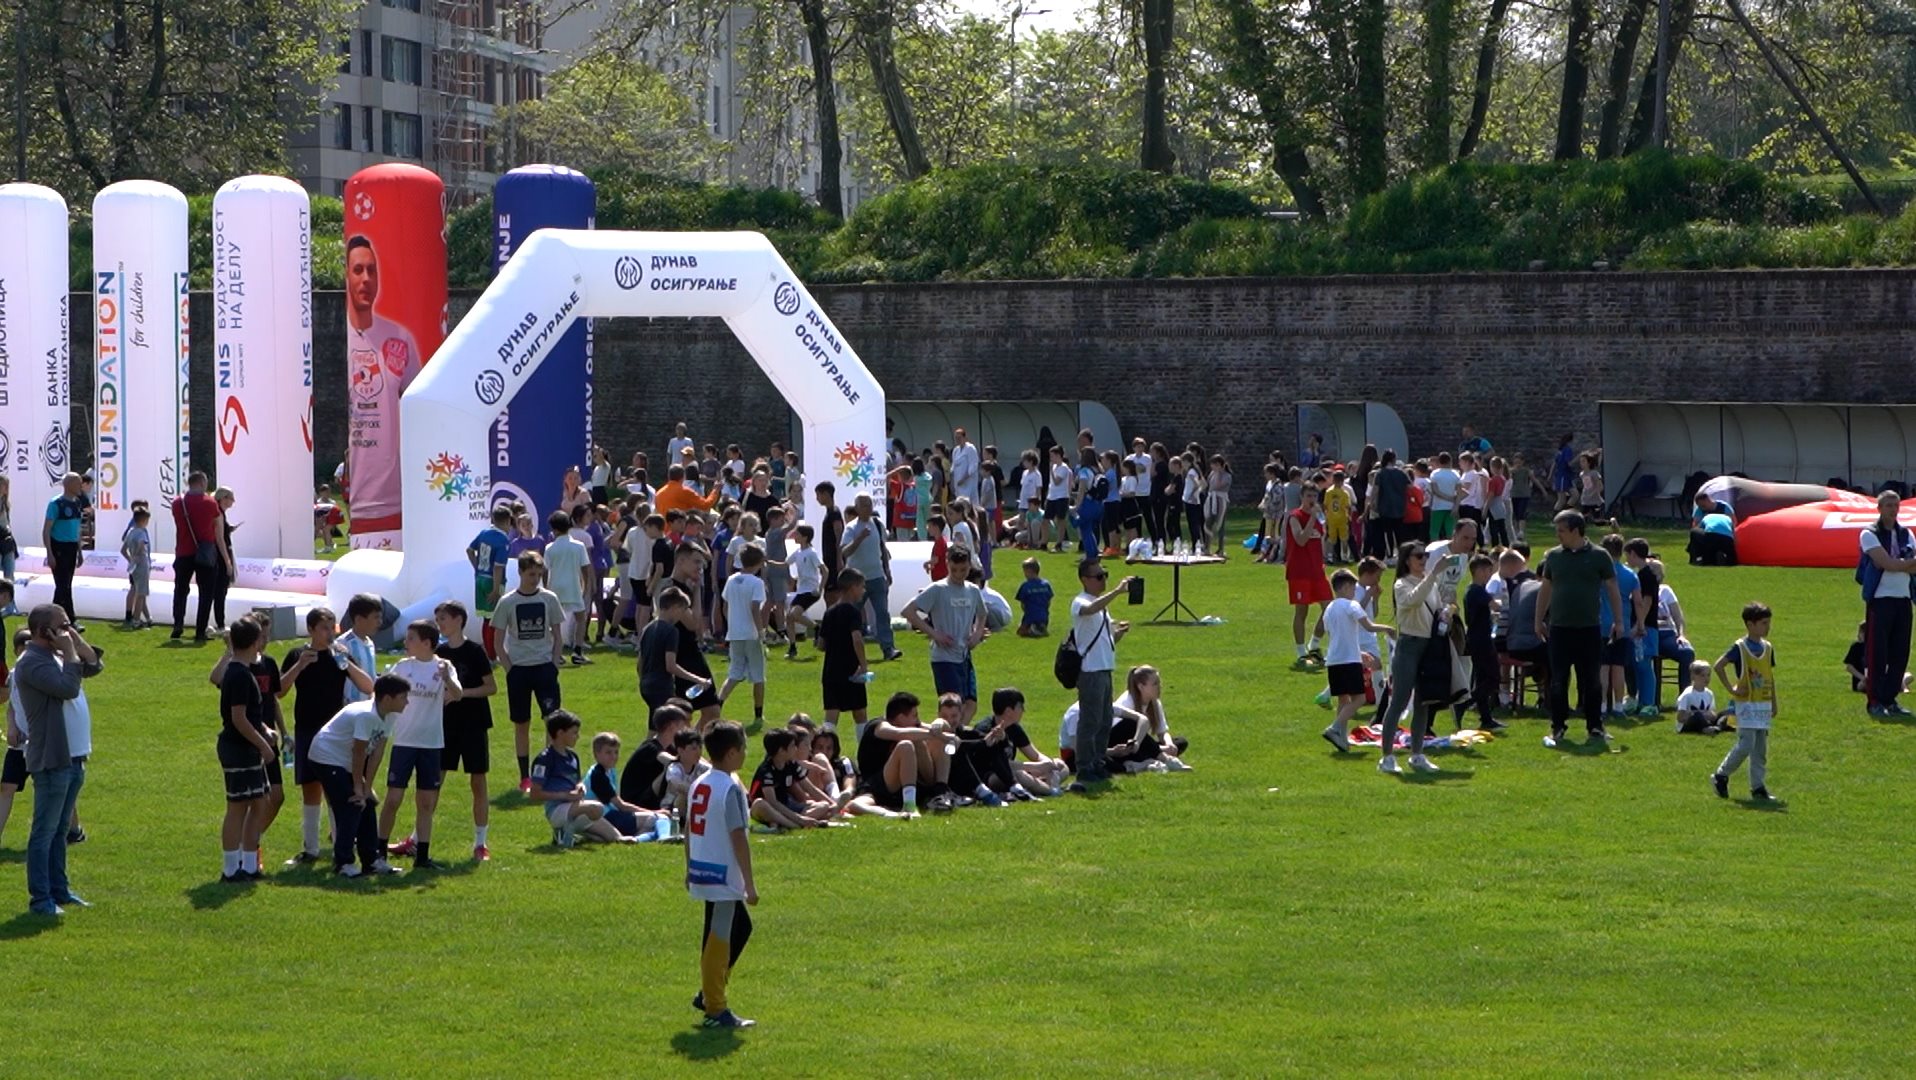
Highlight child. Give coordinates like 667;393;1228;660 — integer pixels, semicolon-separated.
338;594;383;703
279;606;375;865
785;524;823;658
543;511;593;665
1510;453;1536;543
819;568;870;732
490;553;564;792
435;600;498;861
314;484;341;553
686;720;758;1029
1461;554;1504;731
1675;660;1726;734
1014;557;1054;638
0;629;28;847
587;732;666;838
1018;450;1044;548
640;589;716;715
1711;602;1779;801
120;504;152;628
1354;557;1391;712
377;620;466;869
303;673;413;877
530;710;629;845
717;546;770;725
923;514;949;580
855;690;953;814
209;613;291;865
665;727;709;832
468;505;513;658
1579;452;1606;522
216;619;279;883
1323;470;1354;565
892;464;920;541
760;507;790;647
1320;570;1396;752
748;730;833;829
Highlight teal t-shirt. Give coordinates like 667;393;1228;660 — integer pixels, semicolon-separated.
45;495;84;544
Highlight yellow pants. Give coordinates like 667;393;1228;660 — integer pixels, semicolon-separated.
700;899;753;1015
1326;513;1350;546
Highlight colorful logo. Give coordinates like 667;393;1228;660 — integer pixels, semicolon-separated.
352;191;375;220
833;440;875;487
425;451;475;501
216;397;249;454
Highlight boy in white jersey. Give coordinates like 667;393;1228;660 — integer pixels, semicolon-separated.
305;674;412;877
377;620;465;869
1321;569;1396;752
686;721;757;1029
785;524;823;655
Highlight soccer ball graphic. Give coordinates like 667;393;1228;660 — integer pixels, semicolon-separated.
353;192;375;220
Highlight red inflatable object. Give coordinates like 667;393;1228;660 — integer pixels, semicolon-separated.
1706;479;1916;568
341;164;446;542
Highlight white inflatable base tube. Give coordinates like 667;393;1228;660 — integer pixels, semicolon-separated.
326;548;467;630
11;569;320;624
18;547;333;596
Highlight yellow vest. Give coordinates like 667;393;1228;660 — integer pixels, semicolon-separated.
1731;638;1774;702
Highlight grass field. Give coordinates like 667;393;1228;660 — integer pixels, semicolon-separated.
1;518;1911;1077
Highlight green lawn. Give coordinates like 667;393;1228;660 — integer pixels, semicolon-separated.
2;518;1910;1077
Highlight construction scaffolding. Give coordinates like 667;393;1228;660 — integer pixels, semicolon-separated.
430;0;487;201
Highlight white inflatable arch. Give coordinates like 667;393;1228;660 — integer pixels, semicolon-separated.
329;230;887;619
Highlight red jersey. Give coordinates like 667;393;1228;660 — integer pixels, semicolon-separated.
173;492;224;557
1285;508;1326;580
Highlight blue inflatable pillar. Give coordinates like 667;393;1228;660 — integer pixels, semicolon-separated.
491;165;596;523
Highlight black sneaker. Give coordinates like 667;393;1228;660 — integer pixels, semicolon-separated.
1751;786;1776;801
1711;773;1729;799
949;794;976;808
1482;718;1508;732
1066;781;1089;794
702;1009;756;1029
284;850;322;867
928;794;956;814
170;627;184;640
414;857;451;871
220;872;250;885
692;992;705;1013
67;827;87;844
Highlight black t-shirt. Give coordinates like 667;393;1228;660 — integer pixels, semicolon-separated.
649;537;674;583
249;658;283;734
749;759;783;802
283;645;351;734
620;737;670;808
675;621;712;681
971;717;1034;753
821;601;863;679
638;620;678;697
1846;640;1867;692
1635;561;1663;632
856;723;896;789
220;660;263;744
437;639;493;730
742;490;779;523
587;762;619;804
1464;583;1494;650
821;506;845;571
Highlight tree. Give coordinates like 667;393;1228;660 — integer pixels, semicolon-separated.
1139;0;1177;172
852;0;932;180
9;0;355;196
1455;0;1511;159
1595;0;1651;159
1214;0;1327;215
795;0;845;217
505;55;715;176
1350;0;1390;191
1419;0;1456;168
1554;0;1595;159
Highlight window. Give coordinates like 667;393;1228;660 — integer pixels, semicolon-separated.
332;103;353;150
381;36;422;86
481;60;496;105
360;106;374;152
382;0;421;9
382;111;422;158
359;31;373;77
337;37;352;75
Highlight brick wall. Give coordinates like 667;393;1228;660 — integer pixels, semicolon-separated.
66;269;1916;499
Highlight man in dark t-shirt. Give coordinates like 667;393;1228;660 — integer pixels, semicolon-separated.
620;705;687;809
817;482;845;601
1536;510;1624;745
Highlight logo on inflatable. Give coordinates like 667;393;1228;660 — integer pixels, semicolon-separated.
216;396;250;454
833;440;876;488
614;256;643;291
0;428;11;468
773;282;801;317
39;423;65;485
352;192;375;220
425;450;476;502
474;368;506;406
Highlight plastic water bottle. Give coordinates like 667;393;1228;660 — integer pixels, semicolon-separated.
653;815;673;841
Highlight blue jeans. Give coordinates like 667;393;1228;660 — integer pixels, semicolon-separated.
1077;504;1103;555
1632;635;1659;710
862;575;896;655
27;759;85;910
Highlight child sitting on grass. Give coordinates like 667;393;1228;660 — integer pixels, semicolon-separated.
530;711;631;846
1015;557;1054;638
748;729;834;829
1674;661;1727;735
586;732;666;839
1843;620;1912;698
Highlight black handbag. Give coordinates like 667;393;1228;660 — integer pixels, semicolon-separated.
181;497;220;570
1054;613;1108;690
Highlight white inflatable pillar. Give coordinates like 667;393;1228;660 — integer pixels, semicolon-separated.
92;181;190;550
212;175;316;558
0;184;73;519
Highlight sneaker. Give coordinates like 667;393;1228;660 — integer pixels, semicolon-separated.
370;858;401;875
414;857;451;871
284;850;323;867
692;992;705;1013
702;1009;756;1029
1590;729;1613;743
1144;759;1170;773
1377;755;1401;775
519;778;533;795
979;791;1006;808
54;894;90;909
1066;781;1089;794
67;827;87;845
1544;730;1565;749
1008;786;1036;802
1409;754;1440;773
387;837;417;858
1893;705;1914;718
336;864;363;879
1711;773;1729;799
1321;726;1351;753
949;794;976;809
574;653;595;666
1637;705;1660;719
1482;718;1508;732
219;872;249;885
1869;704;1890;719
474;844;491;862
883;649;904;662
1163;756;1193;772
1751;786;1776;801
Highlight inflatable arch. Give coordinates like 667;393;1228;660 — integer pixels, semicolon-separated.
328;230;888;620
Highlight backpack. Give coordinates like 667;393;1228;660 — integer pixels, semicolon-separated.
1054;613;1109;690
1857;523;1911;602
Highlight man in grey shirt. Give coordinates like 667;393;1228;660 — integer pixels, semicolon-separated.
840;495;899;661
904;545;988;726
15;604;102;917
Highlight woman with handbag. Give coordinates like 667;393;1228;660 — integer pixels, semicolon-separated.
172;471;230;641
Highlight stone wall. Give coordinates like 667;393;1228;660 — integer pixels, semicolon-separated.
64;268;1916;498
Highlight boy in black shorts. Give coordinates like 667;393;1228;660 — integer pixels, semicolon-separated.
378;620;465;870
210;613;292;864
435;600;498;861
1319;570;1396;753
217;619;279;883
819;569;870;732
280;607;376;866
854;691;954;815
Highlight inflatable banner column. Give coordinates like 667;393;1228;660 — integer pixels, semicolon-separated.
342;164;446;550
213;175;315;559
491;165;594;523
93;180;190;550
0;184;73;526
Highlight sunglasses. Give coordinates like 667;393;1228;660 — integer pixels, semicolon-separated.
1087;571;1109;580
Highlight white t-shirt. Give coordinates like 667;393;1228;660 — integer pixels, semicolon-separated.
1675;686;1715;716
686;769;750;902
1657;583;1679;629
1355;582;1382;653
1429;468;1461;512
722;571;767;642
1047;463;1071;501
950;520;977;553
387;656;455;749
543;533;591;608
1860;528;1913;599
1460;469;1488;510
726;534;761;569
1182;470;1203;505
306;700;394;769
1120;474;1139;498
1020;469;1042;505
789;547;823;595
65;691;92;759
1323;596;1365;666
624;527;654;582
1069;593;1115;673
1058;701;1080;747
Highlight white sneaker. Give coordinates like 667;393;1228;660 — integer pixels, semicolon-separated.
1163;757;1192;772
1145;759;1170;773
369;858;399;875
336;864;363;878
1378;754;1402;775
1409;754;1440;773
1542;734;1560;749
